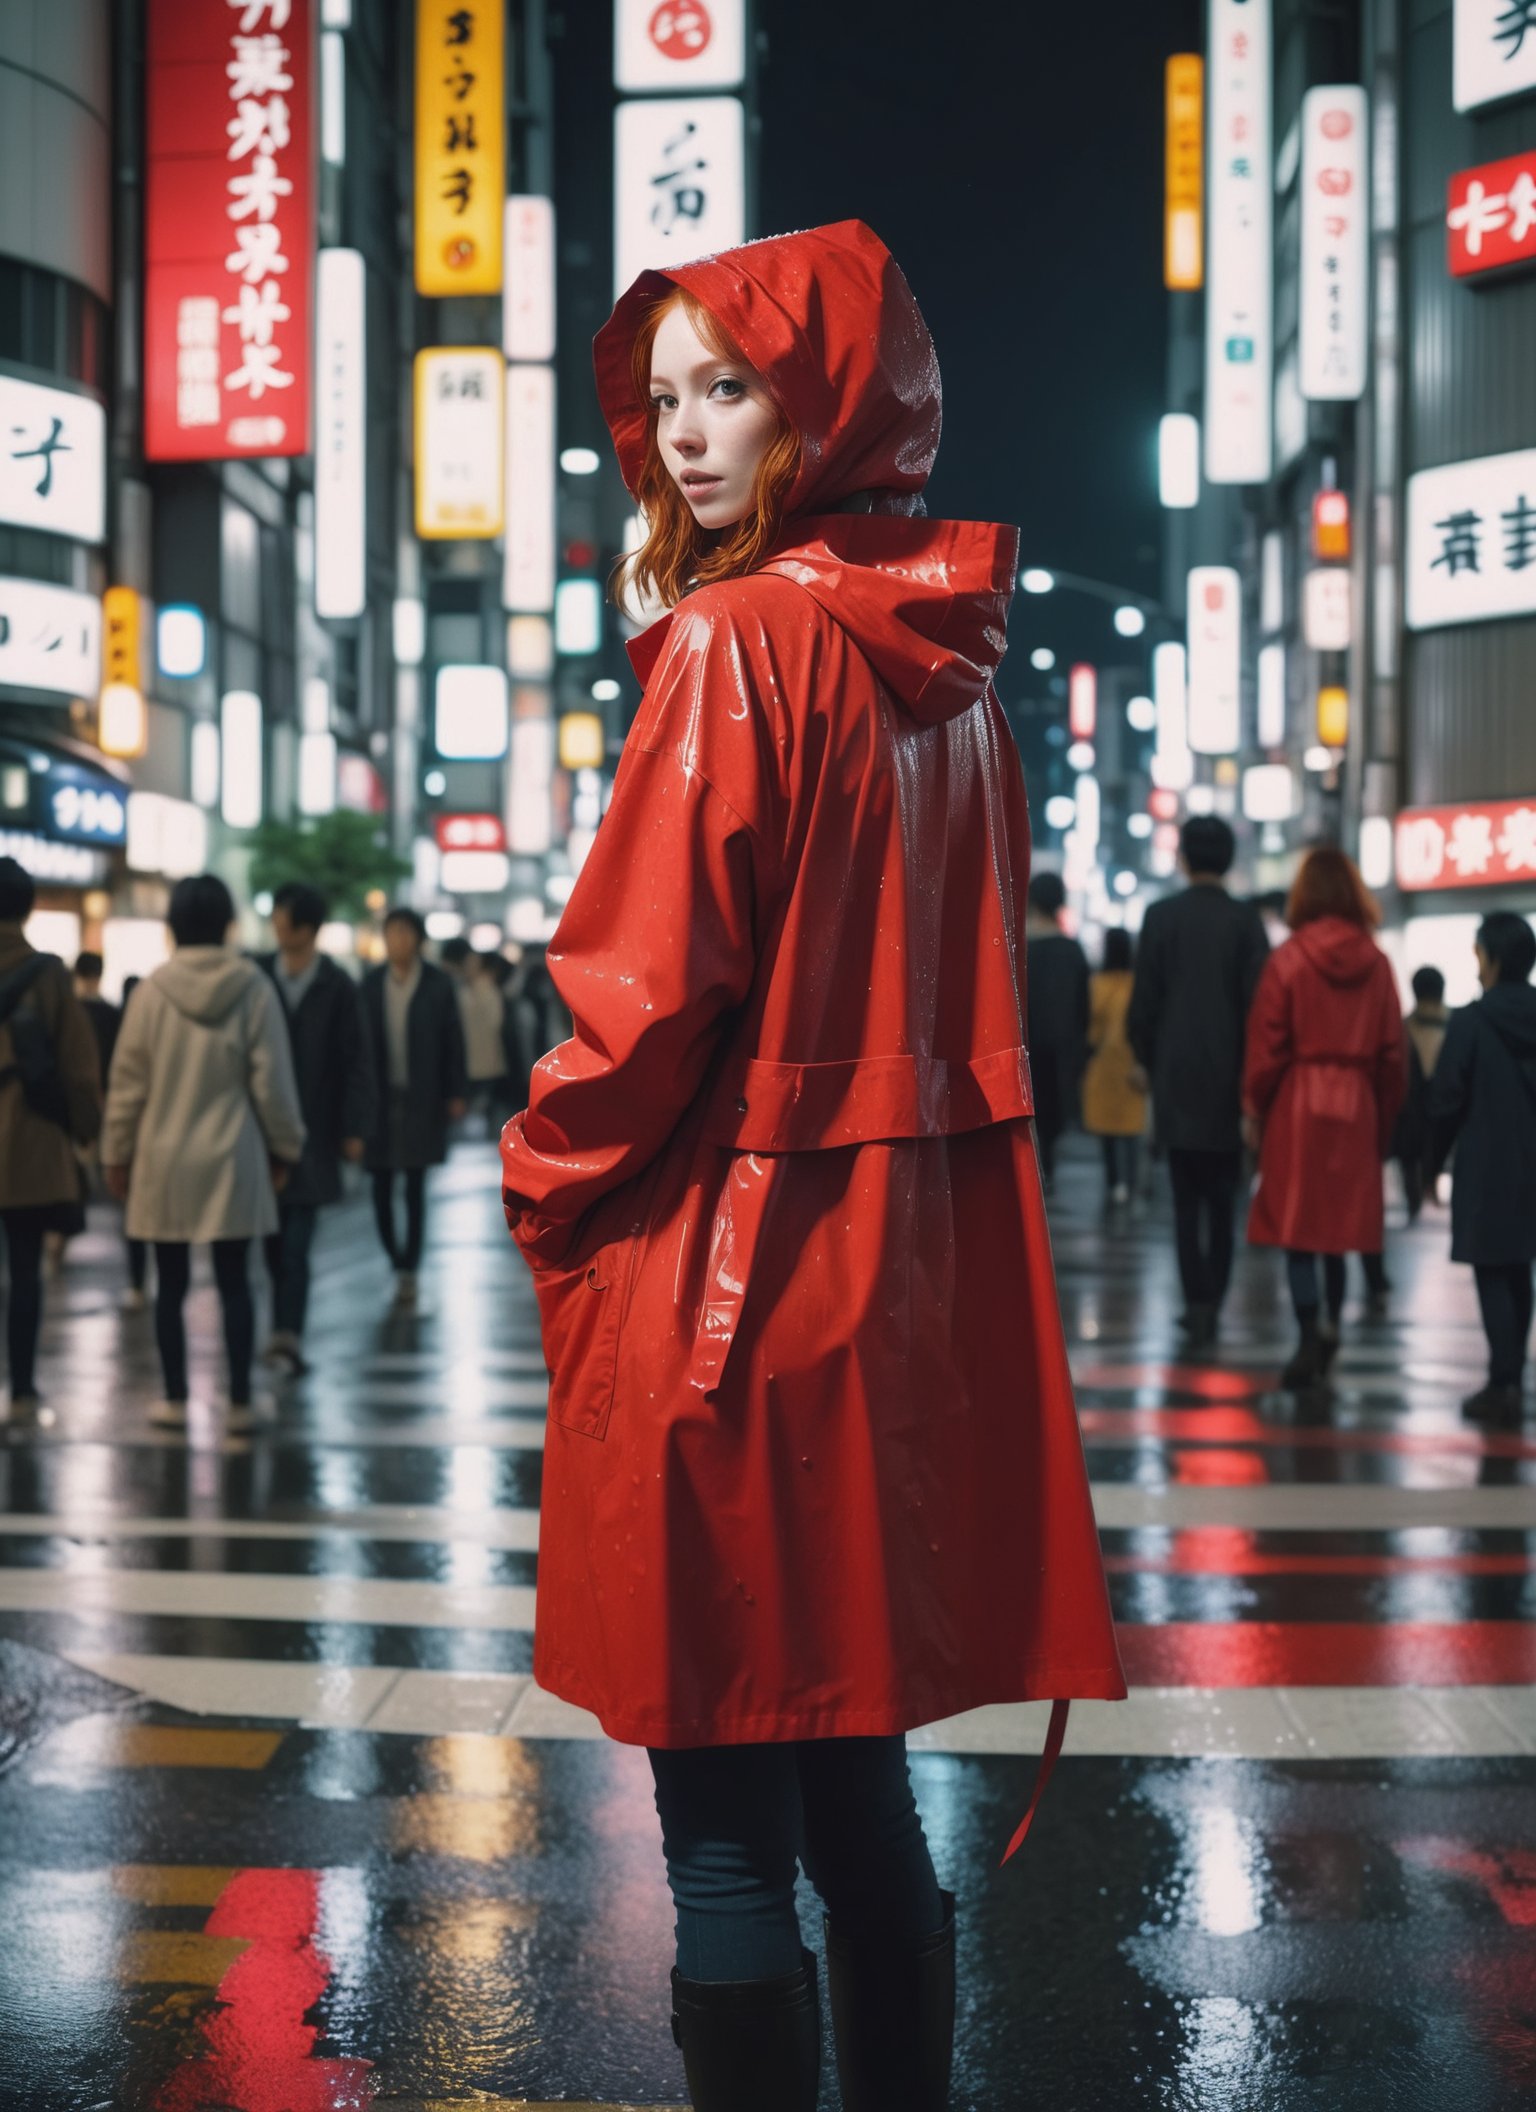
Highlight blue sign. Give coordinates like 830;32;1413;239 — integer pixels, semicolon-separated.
48;772;126;847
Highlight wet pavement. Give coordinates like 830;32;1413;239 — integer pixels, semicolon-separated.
2;1142;1535;2109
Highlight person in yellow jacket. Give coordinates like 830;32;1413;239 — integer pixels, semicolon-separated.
1083;928;1148;1205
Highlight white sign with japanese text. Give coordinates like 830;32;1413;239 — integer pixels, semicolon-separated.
614;96;745;300
503;363;556;614
314;248;366;619
1205;0;1273;483
0;578;102;697
1406;447;1536;630
615;0;746;92
1303;566;1352;649
0;378;106;543
503;195;556;362
1187;565;1242;753
1455;0;1536;112
1299;85;1367;400
415;347;505;540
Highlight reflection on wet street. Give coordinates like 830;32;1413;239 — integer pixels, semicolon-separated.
3;1142;1536;2109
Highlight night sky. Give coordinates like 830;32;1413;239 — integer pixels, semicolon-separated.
757;0;1202;607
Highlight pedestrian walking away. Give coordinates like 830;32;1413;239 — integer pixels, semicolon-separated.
457;947;509;1137
1242;847;1406;1392
258;882;377;1376
499;219;1125;2112
361;908;467;1308
102;873;306;1433
1429;913;1536;1424
1127;814;1269;1346
1082;927;1146;1205
1023;868;1089;1192
0;856;103;1424
1395;964;1451;1222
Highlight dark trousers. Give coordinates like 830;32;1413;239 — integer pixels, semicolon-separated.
1167;1148;1241;1312
1287;1250;1347;1325
1100;1136;1140;1191
126;1237;149;1292
1475;1262;1535;1388
372;1168;426;1271
264;1202;318;1338
647;1735;944;1983
154;1239;254;1405
1;1207;50;1399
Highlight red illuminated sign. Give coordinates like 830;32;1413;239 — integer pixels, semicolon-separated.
434;812;507;853
1148;787;1181;823
1068;663;1097;741
1312;489;1351;560
144;0;313;462
1447;150;1536;280
1395;798;1536;892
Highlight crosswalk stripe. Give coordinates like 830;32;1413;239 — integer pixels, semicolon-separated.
0;1569;539;1632
0;1507;543;1547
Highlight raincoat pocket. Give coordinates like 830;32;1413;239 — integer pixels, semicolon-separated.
534;1246;627;1440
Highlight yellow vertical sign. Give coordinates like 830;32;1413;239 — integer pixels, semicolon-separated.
415;0;506;296
102;587;141;692
1165;54;1204;291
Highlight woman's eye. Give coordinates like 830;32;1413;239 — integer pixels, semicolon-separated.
650;394;674;412
713;378;744;398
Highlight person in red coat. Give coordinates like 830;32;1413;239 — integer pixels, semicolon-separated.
1243;847;1406;1390
498;221;1125;2111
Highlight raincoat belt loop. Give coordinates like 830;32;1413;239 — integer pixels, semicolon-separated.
998;1698;1071;1867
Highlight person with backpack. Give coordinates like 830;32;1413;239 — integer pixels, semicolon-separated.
103;873;305;1432
1429;913;1536;1423
0;856;103;1423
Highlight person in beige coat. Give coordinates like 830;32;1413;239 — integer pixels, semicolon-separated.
103;874;305;1430
1082;928;1149;1206
0;856;102;1421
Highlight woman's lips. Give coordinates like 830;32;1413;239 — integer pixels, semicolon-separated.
681;474;723;496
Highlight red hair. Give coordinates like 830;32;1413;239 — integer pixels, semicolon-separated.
613;287;802;615
1286;844;1381;929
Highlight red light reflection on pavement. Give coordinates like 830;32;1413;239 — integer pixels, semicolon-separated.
1117;1620;1536;1687
152;1868;372;2111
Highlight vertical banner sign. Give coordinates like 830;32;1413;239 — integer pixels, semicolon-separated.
503;196;556;361
314;248;366;619
415;348;505;539
144;0;314;462
415;0;505;296
614;96;745;299
503;364;556;613
1186;566;1242;753
1299;86;1367;400
102;588;143;692
1455;0;1536;112
1165;55;1204;289
615;0;747;91
1204;0;1272;484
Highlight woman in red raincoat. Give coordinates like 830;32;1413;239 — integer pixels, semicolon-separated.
500;220;1124;2112
1243;846;1406;1390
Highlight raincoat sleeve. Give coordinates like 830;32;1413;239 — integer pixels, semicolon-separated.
1427;1005;1475;1170
501;596;784;1268
1126;908;1165;1072
1372;963;1408;1152
102;984;152;1169
1242;953;1293;1122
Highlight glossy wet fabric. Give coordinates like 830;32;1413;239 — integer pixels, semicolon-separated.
1244;918;1406;1256
500;220;1124;1748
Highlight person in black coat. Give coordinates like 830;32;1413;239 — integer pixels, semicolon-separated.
1127;814;1269;1344
361;907;467;1306
258;883;377;1372
1430;912;1536;1424
1024;870;1089;1192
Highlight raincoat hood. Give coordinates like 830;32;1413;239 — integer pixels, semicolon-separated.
1293;916;1383;987
152;946;261;1024
598;220;1018;726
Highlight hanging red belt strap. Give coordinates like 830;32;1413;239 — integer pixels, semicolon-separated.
998;1699;1071;1867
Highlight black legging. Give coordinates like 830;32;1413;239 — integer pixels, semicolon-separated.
1286;1250;1347;1325
1167;1148;1241;1312
1475;1262;1535;1388
372;1168;426;1271
154;1239;254;1405
1;1207;49;1400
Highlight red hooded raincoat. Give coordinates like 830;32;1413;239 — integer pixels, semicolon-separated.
1244;916;1407;1255
500;220;1126;1753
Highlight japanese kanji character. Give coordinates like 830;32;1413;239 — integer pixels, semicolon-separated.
443;113;478;152
179;348;219;383
222;279;291;346
442;67;475;100
1503;494;1536;571
441;165;473;214
444;7;474;42
1431;510;1483;576
225;341;294;399
9;418;71;498
1494;0;1536;61
228;0;291;27
178;380;222;426
649;1;710;55
1396;816;1447;888
650;120;708;235
226;34;293;101
1496;806;1536;872
1448;178;1509;257
226;223;290;282
177;297;221;346
227;152;293;224
1447;812;1495;877
227;94;291;160
1511;169;1536;242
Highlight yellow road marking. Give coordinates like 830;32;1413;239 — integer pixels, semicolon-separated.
54;1723;285;1770
119;1931;251;1986
112;1865;235;1906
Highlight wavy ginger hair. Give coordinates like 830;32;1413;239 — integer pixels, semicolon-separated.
613;286;802;616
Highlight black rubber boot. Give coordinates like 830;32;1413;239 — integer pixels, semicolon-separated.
1281;1317;1326;1390
669;1947;820;2112
823;1890;956;2111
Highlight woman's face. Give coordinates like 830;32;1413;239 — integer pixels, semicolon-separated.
648;301;780;531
